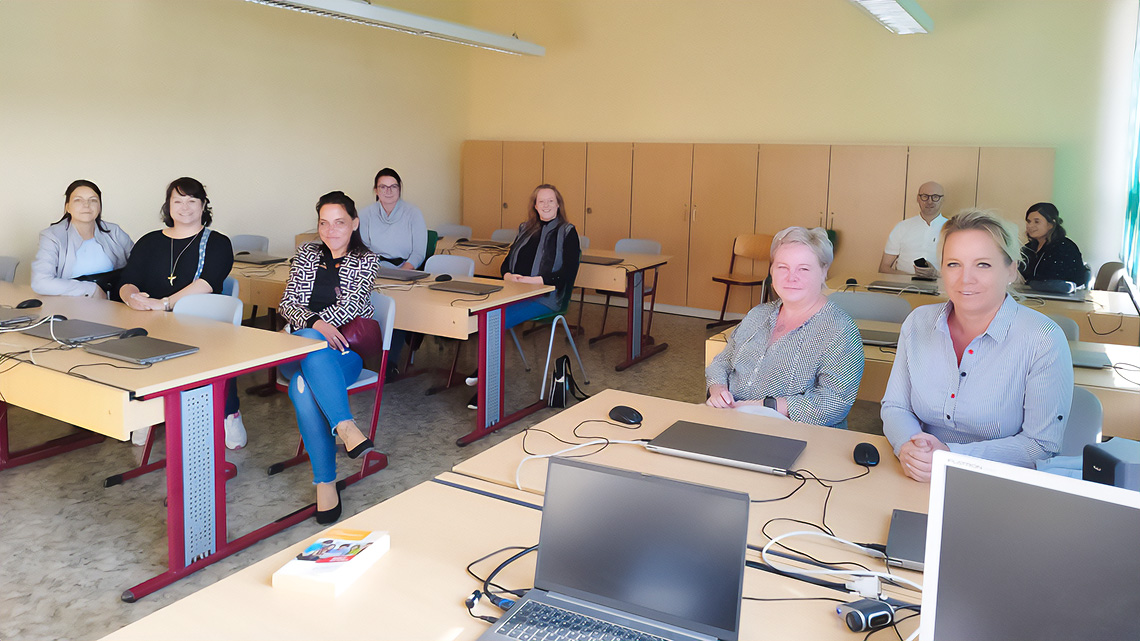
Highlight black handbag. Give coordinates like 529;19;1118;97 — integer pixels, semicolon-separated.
547;355;589;408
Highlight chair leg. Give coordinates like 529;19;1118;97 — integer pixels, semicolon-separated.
706;284;737;330
540;315;590;400
559;316;589;385
425;341;464;395
644;268;659;340
574;288;587;335
510;328;530;372
594;294;613;340
104;425;166;487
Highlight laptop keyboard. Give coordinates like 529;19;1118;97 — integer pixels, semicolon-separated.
498;601;668;641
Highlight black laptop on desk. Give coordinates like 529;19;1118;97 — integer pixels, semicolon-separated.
233;250;288;265
580;254;623;266
477;457;749;641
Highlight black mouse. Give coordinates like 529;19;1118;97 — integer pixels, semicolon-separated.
47;314;67;322
435;274;453;282
457;237;469;243
608;405;643;425
119;327;149;339
16;298;42;309
845;278;857;287
853;442;880;467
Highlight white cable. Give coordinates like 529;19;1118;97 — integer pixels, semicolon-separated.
515;439;647;490
903;627;920;641
761;530;924;593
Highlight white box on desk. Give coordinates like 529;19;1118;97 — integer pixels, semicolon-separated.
272;529;390;597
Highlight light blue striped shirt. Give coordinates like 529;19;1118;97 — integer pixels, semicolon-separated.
881;295;1073;467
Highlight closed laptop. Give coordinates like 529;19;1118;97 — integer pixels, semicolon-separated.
22;319;124;344
84;335;199;365
646;420;806;476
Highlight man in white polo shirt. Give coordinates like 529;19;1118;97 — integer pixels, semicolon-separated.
878;181;947;276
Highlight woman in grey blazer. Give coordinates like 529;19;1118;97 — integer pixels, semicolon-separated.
31;180;133;298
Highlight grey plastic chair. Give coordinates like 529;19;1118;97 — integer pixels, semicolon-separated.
231;234;269;254
586;239;663;345
1060;386;1102;456
424;254;476;277
222;276;240;299
434;224;472;239
1093;261;1125;292
174;293;244;328
491;228;518;243
1046;314;1080;342
827;291;913;323
0;256;18;283
579;236;591;250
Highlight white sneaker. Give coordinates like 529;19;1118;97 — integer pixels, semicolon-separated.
465;375;478;386
131;428;148;447
224;412;247;450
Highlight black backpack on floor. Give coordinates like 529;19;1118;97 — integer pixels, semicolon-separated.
548;355;589;408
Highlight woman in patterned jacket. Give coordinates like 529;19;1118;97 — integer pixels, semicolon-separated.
277;191;379;524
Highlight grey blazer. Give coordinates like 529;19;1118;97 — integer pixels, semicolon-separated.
31;220;133;296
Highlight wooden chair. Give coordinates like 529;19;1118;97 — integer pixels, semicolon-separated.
707;234;774;330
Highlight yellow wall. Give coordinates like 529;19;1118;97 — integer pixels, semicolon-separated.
0;0;472;279
463;0;1139;272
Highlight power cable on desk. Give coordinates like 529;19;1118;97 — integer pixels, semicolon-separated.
449;293;492;307
1086;311;1124;335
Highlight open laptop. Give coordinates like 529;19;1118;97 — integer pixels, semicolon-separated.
866;279;940;295
0;308;37;327
478;457;749;641
922;451;1140;641
22;319;124;344
376;266;430;281
645;420;806;476
233;250;288;265
1068;342;1112;369
84;335;199;364
428;281;503;296
884;509;926;572
580;254;623;266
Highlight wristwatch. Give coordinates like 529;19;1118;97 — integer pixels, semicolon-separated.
762;397;778;411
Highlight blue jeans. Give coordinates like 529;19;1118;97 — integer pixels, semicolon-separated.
503;299;553;330
279;328;363;484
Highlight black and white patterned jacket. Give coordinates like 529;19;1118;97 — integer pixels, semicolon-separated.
278;242;378;329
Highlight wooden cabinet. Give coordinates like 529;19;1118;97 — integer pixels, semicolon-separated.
976;147;1055;237
542;142;587;231
756;144;831;233
826;145;909;277
584;143;633;249
905;146;979;222
631;143;693;306
460;141;502;238
500;142;544;233
689;144;759;314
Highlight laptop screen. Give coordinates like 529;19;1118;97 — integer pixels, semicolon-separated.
536;458;749;641
923;452;1140;641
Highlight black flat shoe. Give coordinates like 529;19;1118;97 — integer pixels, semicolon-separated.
346;438;374;459
315;482;343;525
466;394;478;410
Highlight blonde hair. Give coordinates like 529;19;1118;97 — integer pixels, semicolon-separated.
770;226;834;270
938;208;1020;266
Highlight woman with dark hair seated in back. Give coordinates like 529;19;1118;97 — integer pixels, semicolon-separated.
1019;202;1087;285
277;191;380;524
32;180;133;298
118;177;243;447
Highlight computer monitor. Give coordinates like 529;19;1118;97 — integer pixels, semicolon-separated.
922;451;1140;641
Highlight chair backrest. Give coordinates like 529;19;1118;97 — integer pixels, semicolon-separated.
222;276;240;298
615;238;662;255
231;234;269;253
1060;386;1102;456
424;254;476;277
579;236;590;250
173;293;244;326
0;256;18;283
435;224;473;239
1122;272;1140;319
370;291;396;351
1093;261;1125;291
827;291;913;323
1046;314;1080;341
734;234;774;262
491;228;518;243
423;229;439;268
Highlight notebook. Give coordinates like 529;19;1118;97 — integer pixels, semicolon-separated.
866;279;940;295
22;319;124;343
477;457;749;641
84;335;199;364
645;420;806;476
0;308;37;327
376;266;430;281
885;509;927;572
233;250;288;265
580;254;623;266
428;281;503;296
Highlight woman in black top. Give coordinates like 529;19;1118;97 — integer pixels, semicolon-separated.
1019;202;1086;285
500;184;581;328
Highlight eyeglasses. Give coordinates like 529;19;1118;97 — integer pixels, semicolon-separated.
917;194;944;203
376;184;400;192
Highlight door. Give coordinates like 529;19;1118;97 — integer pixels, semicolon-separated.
542;142;587;232
461;141;502;238
500;142;544;234
689;144;759;314
584;142;634;250
631;143;693;306
826;145;909;279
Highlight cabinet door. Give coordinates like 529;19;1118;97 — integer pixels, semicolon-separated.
543;142;587;232
905;146;979;222
461;140;502;238
757;144;831;305
584;143;633;250
689;144;759;314
976;147;1055;237
501;142;544;234
827;145;909;278
631;143;693;306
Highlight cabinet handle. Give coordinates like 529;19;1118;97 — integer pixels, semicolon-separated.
587;207;592;214
502;203;507;209
819;212;823;228
692;206;697;222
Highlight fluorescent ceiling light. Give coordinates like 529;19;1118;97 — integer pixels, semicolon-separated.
244;0;545;56
848;0;933;35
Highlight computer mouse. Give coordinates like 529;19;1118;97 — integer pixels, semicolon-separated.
457;238;469;243
16;298;42;309
435;274;453;282
47;314;67;322
845;278;857;287
235;250;250;256
608;405;643;425
119;327;149;339
853;442;880;467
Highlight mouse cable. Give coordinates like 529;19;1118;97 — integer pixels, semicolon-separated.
757;518;873;572
761;531;923;593
515;439;647;490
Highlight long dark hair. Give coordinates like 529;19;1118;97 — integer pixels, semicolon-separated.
315;191;368;255
519;184;568;239
57;180;111;233
161;177;213;227
1025;202;1067;244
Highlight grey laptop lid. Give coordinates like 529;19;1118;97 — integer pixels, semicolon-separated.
1012;284;1090;303
428;281;503;295
233;250;287;265
885;509;927;572
0;308;37;327
457;239;510;250
84;335;199;364
580;254;623;266
22;319;124;343
646;420;806;476
376;266;430;281
867;279;940;295
859;327;899;347
498;457;749;641
1069;342;1112;369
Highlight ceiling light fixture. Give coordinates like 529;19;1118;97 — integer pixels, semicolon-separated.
244;0;545;56
847;0;933;35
